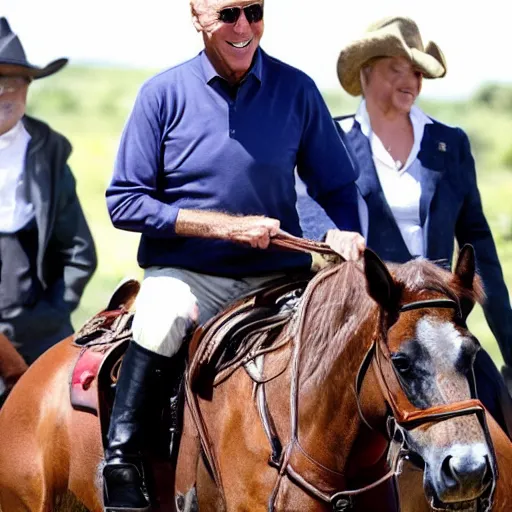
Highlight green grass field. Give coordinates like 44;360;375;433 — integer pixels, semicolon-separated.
26;65;512;368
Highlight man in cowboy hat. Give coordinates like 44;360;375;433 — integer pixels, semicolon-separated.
0;17;97;365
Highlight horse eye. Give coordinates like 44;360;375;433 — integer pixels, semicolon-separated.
391;353;412;374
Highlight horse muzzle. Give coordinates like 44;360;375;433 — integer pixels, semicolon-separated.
423;446;494;511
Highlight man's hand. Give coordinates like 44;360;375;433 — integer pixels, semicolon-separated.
176;210;280;249
324;229;365;261
223;216;280;249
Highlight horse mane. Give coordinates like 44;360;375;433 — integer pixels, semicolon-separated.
389;257;485;306
297;257;485;387
297;260;373;387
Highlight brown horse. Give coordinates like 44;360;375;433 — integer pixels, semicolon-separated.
0;246;502;511
175;245;498;511
0;332;28;407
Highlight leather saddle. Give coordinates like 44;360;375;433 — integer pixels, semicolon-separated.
69;272;311;423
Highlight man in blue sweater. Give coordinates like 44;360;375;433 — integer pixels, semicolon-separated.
103;1;364;509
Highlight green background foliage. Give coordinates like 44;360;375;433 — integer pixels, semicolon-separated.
27;67;512;367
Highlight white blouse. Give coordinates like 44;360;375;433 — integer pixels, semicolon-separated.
0;121;33;233
341;100;433;257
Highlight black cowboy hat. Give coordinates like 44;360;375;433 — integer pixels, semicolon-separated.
0;17;67;78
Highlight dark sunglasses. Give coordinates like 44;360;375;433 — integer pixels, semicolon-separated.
218;3;264;24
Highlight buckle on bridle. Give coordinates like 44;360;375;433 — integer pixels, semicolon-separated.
331;494;352;511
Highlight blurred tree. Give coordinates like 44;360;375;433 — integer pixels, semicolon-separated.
27;87;80;116
473;83;512;112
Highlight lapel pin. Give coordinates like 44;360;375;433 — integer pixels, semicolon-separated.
438;142;447;152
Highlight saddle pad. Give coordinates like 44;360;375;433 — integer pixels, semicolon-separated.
70;279;140;412
70;305;135;414
70;339;128;414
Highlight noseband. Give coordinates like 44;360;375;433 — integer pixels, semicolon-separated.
257;268;497;512
373;297;484;428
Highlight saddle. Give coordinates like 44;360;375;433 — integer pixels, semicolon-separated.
188;275;310;395
69;272;312;423
69;230;336;415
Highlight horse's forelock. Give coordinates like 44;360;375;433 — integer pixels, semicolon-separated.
390;258;485;306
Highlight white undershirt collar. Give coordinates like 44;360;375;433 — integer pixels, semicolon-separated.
355;99;432;173
0;120;33;233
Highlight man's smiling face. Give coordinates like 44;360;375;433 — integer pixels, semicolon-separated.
191;0;264;84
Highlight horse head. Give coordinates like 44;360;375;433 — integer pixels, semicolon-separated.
364;245;495;511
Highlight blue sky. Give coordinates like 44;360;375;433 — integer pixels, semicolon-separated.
2;0;509;99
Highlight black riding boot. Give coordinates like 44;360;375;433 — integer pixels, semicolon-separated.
103;340;184;512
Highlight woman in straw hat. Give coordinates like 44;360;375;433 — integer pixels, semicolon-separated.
297;16;512;435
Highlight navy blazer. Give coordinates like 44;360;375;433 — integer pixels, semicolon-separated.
296;115;512;366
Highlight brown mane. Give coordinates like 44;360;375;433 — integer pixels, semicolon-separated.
297;257;485;386
389;258;485;306
297;260;373;387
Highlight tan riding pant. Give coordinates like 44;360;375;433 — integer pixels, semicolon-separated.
132;267;284;357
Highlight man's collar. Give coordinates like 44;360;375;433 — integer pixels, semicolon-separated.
200;47;263;85
200;50;220;83
250;48;263;82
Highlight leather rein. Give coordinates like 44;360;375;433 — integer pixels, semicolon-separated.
254;234;497;511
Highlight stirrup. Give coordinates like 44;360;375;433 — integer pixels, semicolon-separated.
103;462;152;512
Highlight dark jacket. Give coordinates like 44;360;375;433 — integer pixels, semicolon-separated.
0;116;97;361
297;116;512;367
22;115;97;310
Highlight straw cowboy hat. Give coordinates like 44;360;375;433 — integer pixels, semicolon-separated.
337;16;447;96
0;17;67;78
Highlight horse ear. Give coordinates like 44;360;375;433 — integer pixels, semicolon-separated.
454;244;475;289
453;244;476;318
364;249;399;312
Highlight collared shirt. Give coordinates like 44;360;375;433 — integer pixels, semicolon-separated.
0;121;33;233
107;49;358;276
353;100;432;257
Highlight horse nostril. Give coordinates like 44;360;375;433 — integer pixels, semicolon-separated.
481;455;492;485
440;456;459;490
441;453;489;490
